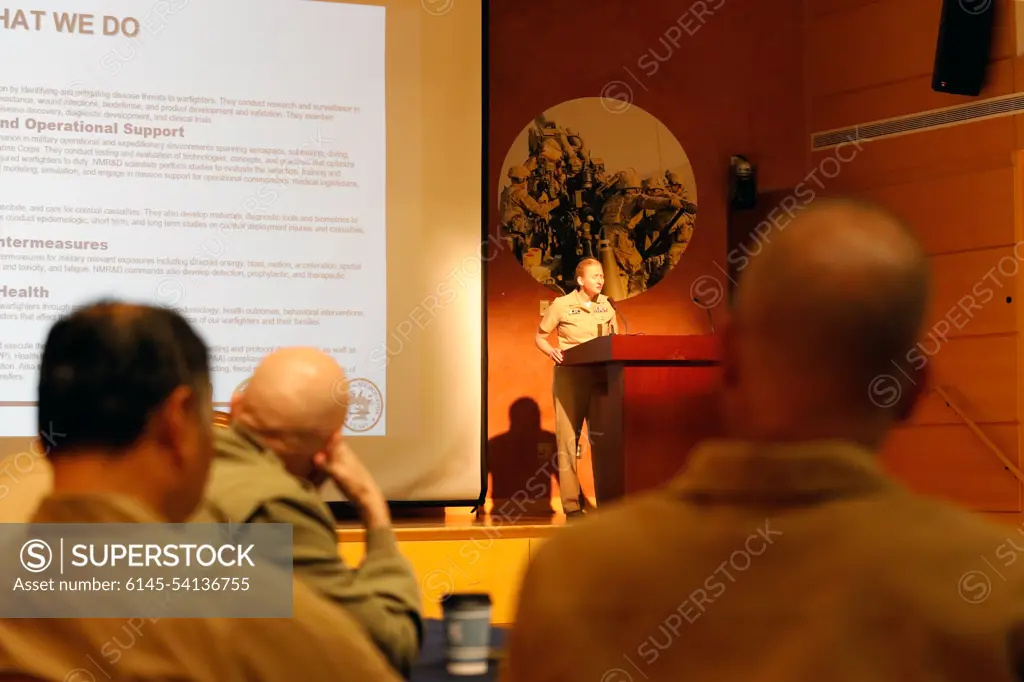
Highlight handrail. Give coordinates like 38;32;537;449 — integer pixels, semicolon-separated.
933;385;1024;485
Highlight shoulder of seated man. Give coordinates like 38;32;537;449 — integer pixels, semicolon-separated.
256;494;337;530
208;456;307;498
206;457;332;527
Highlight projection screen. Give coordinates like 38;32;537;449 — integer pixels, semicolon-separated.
0;0;486;506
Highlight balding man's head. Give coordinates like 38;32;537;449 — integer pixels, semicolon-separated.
231;347;348;479
721;197;930;447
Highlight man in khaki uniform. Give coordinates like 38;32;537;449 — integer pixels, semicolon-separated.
196;347;422;677
505;198;1024;682
535;258;616;518
0;301;402;682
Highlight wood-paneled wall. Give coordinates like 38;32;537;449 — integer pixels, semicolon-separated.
805;0;1023;511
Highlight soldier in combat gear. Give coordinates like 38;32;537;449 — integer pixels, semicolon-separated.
637;175;687;254
646;229;691;289
500;165;558;261
600;171;681;298
590;159;612;191
665;170;695;204
659;170;698;248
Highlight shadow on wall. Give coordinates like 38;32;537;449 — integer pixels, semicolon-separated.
486;398;558;517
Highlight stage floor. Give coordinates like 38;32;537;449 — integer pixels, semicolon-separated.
336;508;567;542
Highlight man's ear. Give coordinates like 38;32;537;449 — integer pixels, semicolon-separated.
153;386;195;470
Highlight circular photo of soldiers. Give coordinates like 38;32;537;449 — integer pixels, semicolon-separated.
497;97;698;300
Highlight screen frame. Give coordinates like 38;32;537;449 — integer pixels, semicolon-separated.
327;0;489;516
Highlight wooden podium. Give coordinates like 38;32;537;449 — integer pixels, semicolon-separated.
561;334;723;505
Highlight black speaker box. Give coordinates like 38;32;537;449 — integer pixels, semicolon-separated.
932;0;997;97
728;156;756;211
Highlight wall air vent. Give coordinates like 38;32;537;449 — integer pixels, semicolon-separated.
811;92;1024;151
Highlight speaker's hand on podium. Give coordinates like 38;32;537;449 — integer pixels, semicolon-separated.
548;348;563;364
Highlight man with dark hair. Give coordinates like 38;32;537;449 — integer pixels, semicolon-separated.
35;299;214;523
504;198;1024;682
0;300;402;682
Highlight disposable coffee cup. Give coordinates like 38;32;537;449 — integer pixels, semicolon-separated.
442;592;492;675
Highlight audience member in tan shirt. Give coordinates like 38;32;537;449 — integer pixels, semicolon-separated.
504;198;1024;682
0;301;402;682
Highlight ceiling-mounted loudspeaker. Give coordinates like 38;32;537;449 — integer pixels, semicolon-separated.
729;155;756;211
932;0;996;97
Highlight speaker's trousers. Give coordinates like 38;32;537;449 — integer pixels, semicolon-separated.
552;364;600;513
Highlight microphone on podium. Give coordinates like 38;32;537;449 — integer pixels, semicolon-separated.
692;296;715;335
606;297;628;335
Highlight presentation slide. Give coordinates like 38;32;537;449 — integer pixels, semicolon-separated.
0;0;485;504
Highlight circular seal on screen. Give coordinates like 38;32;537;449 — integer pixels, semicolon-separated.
497;97;698;301
345;378;383;432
